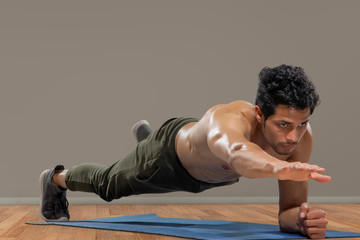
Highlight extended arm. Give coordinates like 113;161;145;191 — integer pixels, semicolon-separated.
206;108;329;182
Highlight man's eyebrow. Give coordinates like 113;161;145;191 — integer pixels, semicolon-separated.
277;119;309;125
301;119;310;124
279;120;293;124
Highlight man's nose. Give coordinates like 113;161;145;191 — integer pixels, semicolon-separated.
286;129;298;143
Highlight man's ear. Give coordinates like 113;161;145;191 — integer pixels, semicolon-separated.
255;106;264;123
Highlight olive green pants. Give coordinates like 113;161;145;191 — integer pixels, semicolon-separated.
65;117;238;202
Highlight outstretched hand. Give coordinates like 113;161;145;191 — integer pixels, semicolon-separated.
275;162;331;183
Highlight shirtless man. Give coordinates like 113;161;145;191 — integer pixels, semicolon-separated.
40;64;331;239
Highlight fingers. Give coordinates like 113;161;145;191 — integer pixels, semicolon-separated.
305;218;328;228
298;203;309;235
299;202;309;218
305;210;328;228
289;163;331;182
305;224;327;239
276;162;331;182
303;207;328;239
291;162;324;173
307;227;327;239
310;172;332;183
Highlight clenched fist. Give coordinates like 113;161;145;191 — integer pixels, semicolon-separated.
298;203;328;239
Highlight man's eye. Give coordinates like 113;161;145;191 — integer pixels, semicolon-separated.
300;122;308;127
280;123;288;128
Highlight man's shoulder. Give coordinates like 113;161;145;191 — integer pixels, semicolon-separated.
227;100;254;107
200;100;254;137
208;100;254;113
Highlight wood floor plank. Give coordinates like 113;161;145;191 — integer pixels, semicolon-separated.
0;204;359;240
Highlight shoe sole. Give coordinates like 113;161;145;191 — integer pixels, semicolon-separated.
131;120;150;137
39;169;69;222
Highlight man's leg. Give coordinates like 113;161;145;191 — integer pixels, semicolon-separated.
40;120;154;222
41;161;133;222
53;169;67;189
41;142;149;221
52;119;154;190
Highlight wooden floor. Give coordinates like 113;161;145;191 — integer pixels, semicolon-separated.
0;203;359;239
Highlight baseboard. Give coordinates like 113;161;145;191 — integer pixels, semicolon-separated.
0;196;359;205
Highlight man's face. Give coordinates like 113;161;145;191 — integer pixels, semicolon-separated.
261;105;311;155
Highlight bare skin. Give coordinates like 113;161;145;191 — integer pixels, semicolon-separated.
175;100;330;239
53;170;67;189
53;100;330;238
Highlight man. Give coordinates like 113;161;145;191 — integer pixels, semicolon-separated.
40;64;331;239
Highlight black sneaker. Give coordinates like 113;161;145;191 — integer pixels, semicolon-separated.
39;165;70;222
131;120;153;142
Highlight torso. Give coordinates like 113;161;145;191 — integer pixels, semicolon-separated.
175;100;294;183
175;121;241;183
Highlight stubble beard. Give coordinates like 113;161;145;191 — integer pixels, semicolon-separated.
272;142;298;155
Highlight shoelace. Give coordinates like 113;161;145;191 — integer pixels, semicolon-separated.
54;192;69;215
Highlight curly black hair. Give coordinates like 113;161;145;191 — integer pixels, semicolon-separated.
255;64;320;120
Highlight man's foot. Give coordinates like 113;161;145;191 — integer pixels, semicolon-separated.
131;120;153;142
39;165;70;222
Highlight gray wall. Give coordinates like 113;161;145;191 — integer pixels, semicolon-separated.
1;1;359;203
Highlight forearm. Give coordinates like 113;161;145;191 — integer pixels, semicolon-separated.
278;207;301;234
228;143;283;178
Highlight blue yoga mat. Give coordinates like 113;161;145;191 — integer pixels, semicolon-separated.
27;213;360;239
